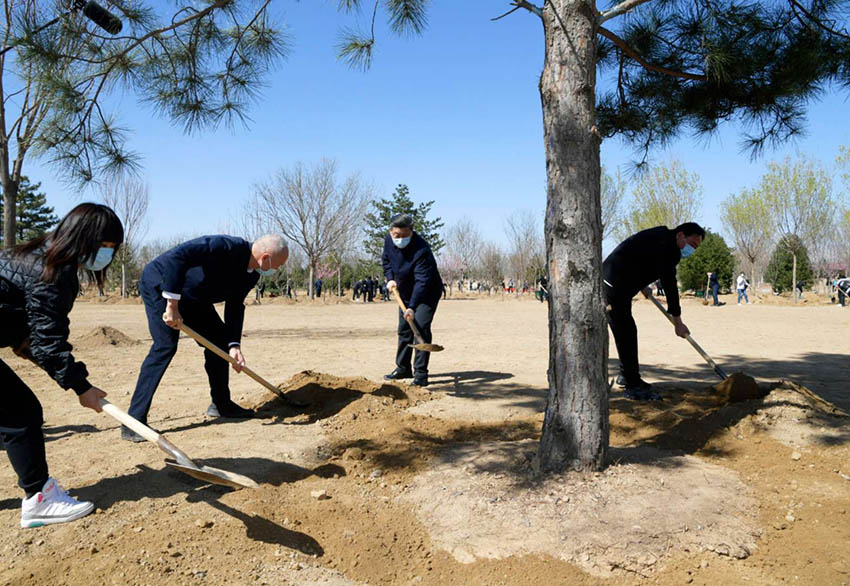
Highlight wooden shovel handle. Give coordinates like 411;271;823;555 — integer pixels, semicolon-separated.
641;290;728;380
99;399;195;466
179;324;284;399
392;288;425;343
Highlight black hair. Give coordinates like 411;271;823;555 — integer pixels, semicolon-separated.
12;202;124;286
389;213;414;229
674;222;706;238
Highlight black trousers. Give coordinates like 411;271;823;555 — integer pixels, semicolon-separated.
605;287;641;385
839;289;846;306
396;302;437;375
0;359;48;497
128;274;233;423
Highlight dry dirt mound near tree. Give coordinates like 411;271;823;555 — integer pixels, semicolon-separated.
75;325;139;347
401;440;759;578
253;370;433;423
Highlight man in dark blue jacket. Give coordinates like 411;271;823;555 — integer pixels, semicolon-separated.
124;234;288;440
603;223;704;400
381;214;443;387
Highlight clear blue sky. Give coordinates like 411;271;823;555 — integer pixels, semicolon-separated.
24;1;850;253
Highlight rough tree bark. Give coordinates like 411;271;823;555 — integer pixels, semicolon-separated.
537;0;609;472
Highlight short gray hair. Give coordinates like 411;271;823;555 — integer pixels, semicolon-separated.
254;234;288;254
389;213;414;229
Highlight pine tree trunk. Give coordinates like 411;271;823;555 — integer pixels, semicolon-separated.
538;0;609;473
2;179;18;248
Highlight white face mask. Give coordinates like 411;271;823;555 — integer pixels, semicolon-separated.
393;236;412;249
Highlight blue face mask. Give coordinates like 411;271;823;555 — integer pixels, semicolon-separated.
83;246;114;271
680;244;696;259
393;236;412;249
257;256;276;277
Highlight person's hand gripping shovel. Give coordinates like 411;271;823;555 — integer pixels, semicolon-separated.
391;288;444;352
179;324;311;408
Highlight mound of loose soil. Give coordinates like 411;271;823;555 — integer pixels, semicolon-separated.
75;325;138;347
253;370;433;423
713;372;764;402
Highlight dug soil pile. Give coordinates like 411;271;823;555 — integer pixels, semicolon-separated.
74;325;139;347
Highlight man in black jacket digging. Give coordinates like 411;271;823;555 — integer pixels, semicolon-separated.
381;214;443;387
603;223;705;400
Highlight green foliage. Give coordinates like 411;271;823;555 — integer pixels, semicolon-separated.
720;187;772;268
616;159;703;242
765;235;813;293
596;0;850;159
760;156;834;255
600;165;625;240
362;184;445;259
0;177;57;244
677;231;735;292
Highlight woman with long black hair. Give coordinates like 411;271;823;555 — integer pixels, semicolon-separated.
0;202;123;528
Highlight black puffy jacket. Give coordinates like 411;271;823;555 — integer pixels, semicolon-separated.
0;248;91;394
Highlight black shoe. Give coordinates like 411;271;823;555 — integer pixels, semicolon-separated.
121;425;147;443
615;374;627;387
206;400;254;419
411;374;429;387
624;380;662;401
384;367;413;381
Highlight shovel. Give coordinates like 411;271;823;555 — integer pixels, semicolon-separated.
392;289;444;352
641;289;728;380
99;399;258;489
179;324;310;407
701;274;711;305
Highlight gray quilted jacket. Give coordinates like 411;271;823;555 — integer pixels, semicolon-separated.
0;248;91;394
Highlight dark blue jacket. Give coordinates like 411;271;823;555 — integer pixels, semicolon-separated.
603;226;683;316
0;248;91;394
142;235;259;345
381;233;442;308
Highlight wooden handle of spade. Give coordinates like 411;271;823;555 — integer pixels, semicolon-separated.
99;399;196;466
641;289;728;380
392;288;426;344
179;324;284;399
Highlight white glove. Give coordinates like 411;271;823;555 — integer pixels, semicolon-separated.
387;280;397;292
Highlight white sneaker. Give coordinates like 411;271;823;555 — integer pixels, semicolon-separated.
20;477;94;528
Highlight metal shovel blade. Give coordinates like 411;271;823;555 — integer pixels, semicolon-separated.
165;459;259;490
408;343;444;352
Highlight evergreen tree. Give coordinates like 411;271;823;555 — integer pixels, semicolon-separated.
2;1;285;247
765;235;813;294
0;177;57;245
335;0;850;472
362;184;445;259
678;230;735;292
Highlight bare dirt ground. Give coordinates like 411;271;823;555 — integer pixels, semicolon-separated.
1;292;849;586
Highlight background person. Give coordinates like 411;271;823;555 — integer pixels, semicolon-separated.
0;203;122;527
603;222;705;400
736;272;750;305
709;269;721;306
381;214;443;387
124;234;288;440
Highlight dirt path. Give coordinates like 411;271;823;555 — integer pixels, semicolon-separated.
1;294;848;585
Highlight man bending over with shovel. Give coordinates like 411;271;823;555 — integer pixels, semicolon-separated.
603;222;705;400
123;234;288;441
382;213;443;387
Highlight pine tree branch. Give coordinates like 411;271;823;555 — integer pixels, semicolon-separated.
598;26;707;81
599;0;656;25
787;0;850;41
496;1;542;20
